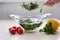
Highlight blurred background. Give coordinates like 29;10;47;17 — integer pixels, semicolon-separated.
0;0;60;20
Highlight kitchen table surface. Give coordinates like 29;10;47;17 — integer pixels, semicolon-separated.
0;19;60;40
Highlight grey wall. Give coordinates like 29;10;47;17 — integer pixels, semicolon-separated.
0;3;2;19
0;2;60;20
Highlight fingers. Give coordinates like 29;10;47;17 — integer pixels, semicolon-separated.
44;0;55;7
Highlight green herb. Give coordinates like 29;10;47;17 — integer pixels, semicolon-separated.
39;23;55;35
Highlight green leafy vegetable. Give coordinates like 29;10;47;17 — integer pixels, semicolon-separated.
39;29;44;32
22;2;39;10
40;7;42;13
21;1;43;13
20;18;32;23
39;23;55;35
20;19;42;30
20;22;42;30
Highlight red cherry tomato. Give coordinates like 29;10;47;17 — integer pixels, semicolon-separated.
12;26;17;31
9;26;23;35
17;27;23;34
17;27;21;29
9;28;16;34
12;26;16;29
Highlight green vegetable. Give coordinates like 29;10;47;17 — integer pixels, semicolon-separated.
20;22;42;30
22;2;39;10
21;1;43;13
40;7;42;13
20;18;32;23
39;23;55;35
39;29;44;32
20;19;42;30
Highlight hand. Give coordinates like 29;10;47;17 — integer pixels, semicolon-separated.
44;0;60;7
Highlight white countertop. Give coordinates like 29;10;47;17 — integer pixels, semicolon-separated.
0;20;60;40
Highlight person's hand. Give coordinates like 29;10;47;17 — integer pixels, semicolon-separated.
44;0;60;7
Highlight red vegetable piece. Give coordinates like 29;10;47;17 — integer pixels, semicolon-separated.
17;27;23;34
9;28;16;34
12;26;17;31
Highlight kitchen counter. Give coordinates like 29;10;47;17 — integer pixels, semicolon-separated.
0;20;60;40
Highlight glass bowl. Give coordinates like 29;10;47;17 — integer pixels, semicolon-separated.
10;13;51;32
19;18;42;32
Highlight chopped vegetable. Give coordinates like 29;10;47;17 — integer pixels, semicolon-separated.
39;19;59;35
20;18;42;30
20;18;32;23
40;7;42;13
22;2;39;10
39;23;55;35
